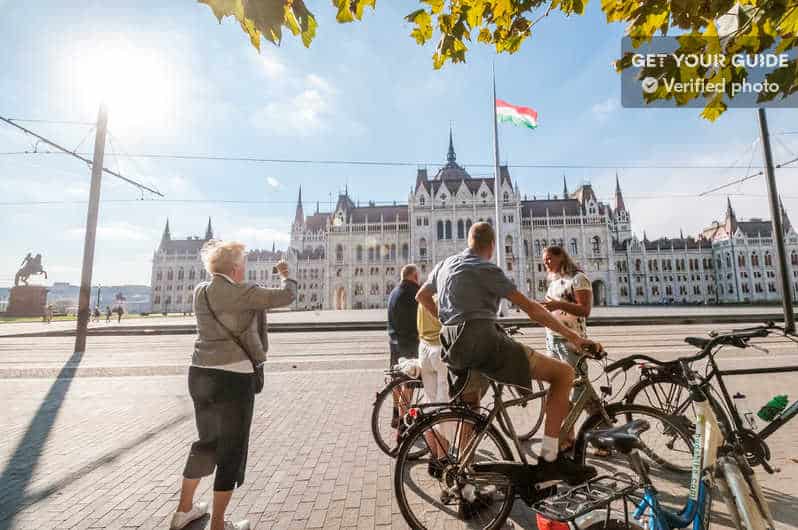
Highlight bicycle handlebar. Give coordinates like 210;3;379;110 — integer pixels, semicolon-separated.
605;322;781;374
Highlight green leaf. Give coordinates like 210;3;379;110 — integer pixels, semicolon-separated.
700;96;727;121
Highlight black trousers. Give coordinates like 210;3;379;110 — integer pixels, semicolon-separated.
183;366;255;491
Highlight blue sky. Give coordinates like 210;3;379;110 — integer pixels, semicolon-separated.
2;1;798;287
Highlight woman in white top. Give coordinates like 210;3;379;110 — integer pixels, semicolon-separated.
541;245;598;450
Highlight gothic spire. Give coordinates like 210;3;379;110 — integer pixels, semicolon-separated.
294;186;304;226
614;173;626;212
780;195;792;233
205;217;213;240
725;196;738;234
562;175;569;198
446;125;456;164
161;218;171;245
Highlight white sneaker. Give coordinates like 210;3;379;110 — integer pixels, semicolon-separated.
224;521;250;530
169;501;209;529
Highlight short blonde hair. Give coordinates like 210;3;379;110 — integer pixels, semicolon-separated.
201;240;246;276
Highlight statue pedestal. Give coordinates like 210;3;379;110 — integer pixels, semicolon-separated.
7;286;49;317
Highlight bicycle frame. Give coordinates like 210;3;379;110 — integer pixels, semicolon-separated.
632;366;776;530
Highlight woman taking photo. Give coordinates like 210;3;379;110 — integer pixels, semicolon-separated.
170;240;296;530
540;245;601;452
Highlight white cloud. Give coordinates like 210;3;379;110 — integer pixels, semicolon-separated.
266;176;281;190
233;226;291;247
66;221;151;242
260;53;287;79
591;98;620;121
252;87;332;136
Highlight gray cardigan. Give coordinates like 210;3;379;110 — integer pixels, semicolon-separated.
192;274;297;368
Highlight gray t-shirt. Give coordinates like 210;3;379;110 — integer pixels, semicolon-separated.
423;248;516;325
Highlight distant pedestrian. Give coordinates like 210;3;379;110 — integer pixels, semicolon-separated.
116;306;124;323
92;306;100;323
386;264;420;440
171;240;296;530
105;306;112;323
387;264;420;368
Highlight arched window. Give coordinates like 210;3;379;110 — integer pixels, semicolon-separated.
200;269;206;280
390;244;396;260
356;245;363;262
156;270;163;280
188;269;195;280
503;191;509;204
419;238;427;258
401;243;409;260
738;254;745;267
765;252;773;266
383;244;391;261
523;240;529;257
569;238;578;256
505;235;513;256
376;245;381;260
792;251;798;266
534;240;542;257
167;269;173;280
335;244;344;262
177;269;184;280
437;220;444;240
457;220;465;239
368;247;375;262
591;236;601;255
635;259;641;273
419;196;426;206
466;219;473;234
444;220;452;239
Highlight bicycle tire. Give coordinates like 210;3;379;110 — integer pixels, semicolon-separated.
497;381;546;442
625;372;732;438
371;375;428;459
394;409;516;530
574;403;693;473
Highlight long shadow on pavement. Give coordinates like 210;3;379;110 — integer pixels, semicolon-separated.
0;349;83;530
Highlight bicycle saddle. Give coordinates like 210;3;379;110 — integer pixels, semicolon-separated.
585;419;651;454
685;336;711;349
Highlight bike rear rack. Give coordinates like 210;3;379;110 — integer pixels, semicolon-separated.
530;474;639;522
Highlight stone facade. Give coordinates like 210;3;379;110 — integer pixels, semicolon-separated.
150;134;798;312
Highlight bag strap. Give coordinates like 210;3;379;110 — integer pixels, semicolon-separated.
202;285;259;372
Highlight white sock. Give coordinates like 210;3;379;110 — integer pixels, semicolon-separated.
541;435;559;462
461;483;476;502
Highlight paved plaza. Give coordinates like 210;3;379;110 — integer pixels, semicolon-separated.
1;323;797;529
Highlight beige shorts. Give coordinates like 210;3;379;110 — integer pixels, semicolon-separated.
462;344;538;400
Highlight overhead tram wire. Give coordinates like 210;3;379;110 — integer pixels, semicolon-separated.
699;155;798;196
1;149;796;171
0;115;164;197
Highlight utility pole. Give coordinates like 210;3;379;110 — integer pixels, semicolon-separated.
758;108;795;333
74;105;109;354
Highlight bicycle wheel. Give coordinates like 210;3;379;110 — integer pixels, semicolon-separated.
580;520;644;530
625;373;732;437
574;403;694;512
496;381;546;441
371;375;428;458
394;409;516;530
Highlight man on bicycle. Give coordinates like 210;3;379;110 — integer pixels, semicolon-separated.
416;222;600;483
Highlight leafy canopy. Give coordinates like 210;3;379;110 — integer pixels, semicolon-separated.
199;0;798;120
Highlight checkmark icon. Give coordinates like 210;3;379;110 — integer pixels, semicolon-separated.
642;76;658;94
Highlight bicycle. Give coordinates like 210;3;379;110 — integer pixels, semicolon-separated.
371;325;545;458
614;322;798;471
392;348;693;529
545;337;779;530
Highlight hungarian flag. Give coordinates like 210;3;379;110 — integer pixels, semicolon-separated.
496;99;538;129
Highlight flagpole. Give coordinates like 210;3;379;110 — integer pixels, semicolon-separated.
492;63;506;316
492;64;502;268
